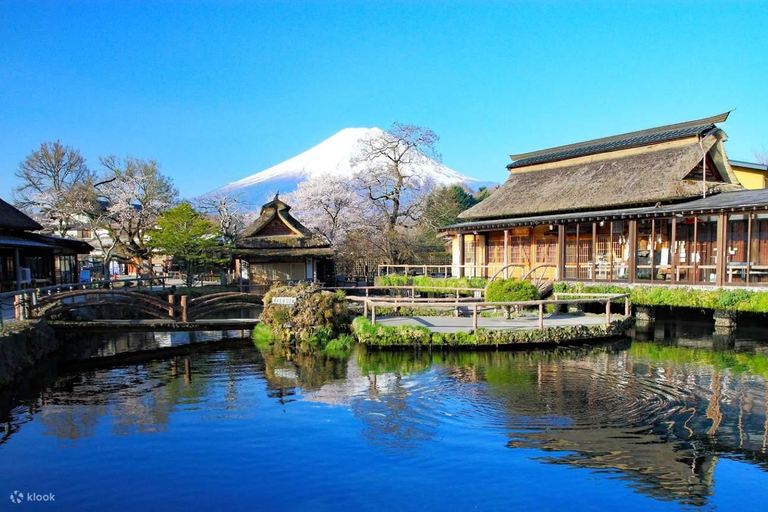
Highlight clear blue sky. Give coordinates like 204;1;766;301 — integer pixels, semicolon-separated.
1;1;766;201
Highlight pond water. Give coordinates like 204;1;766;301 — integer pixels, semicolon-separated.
2;311;768;511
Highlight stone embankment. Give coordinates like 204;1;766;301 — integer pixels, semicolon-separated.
0;320;57;387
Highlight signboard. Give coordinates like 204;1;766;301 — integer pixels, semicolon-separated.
474;291;482;299
272;297;297;306
79;269;92;283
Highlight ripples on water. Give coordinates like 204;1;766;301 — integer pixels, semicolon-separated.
1;313;768;510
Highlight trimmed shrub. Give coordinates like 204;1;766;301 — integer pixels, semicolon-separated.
485;279;539;303
554;282;768;313
375;275;487;292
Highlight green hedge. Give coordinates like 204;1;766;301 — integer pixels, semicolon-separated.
351;316;633;348
375;275;487;292
485;279;539;302
553;282;768;313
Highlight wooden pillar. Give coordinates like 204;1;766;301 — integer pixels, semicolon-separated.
716;213;727;287
625;296;630;316
168;294;175;318
14;248;21;291
592;222;597;282
605;300;611;325
670;218;677;283
181;295;188;323
503;229;510;279
557;224;566;281
473;233;478;278
747;213;753;284
628;220;637;283
371;304;376;325
472;304;478;331
458;235;465;278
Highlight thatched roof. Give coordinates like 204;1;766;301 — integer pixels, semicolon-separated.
237;195;331;253
459;128;742;221
0;199;42;231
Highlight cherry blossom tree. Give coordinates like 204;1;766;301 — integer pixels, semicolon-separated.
286;176;369;249
85;156;177;276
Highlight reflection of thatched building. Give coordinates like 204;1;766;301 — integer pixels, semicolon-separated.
234;195;334;286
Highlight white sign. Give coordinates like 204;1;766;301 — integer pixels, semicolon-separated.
272;297;297;306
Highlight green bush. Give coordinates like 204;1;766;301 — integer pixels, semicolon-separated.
485;279;539;303
350;316;632;348
555;282;768;313
261;283;351;344
375;275;487;292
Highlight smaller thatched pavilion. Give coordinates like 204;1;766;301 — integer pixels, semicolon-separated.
234;195;334;287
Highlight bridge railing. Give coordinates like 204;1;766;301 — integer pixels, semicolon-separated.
0;277;169;324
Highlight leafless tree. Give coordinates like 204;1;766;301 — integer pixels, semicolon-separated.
13;141;93;235
755;149;768;165
353;123;439;231
196;191;252;275
351;123;440;262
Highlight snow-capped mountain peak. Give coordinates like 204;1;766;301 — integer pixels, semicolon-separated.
212;127;488;204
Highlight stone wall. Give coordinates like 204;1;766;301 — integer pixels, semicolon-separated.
0;320;58;387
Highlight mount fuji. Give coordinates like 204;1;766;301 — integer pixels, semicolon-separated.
210;127;493;205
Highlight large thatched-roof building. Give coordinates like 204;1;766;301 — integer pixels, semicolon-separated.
234;195;334;286
438;112;768;287
0;199;92;291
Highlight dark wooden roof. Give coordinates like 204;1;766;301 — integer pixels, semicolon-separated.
0;198;42;232
237;195;331;252
508;111;730;169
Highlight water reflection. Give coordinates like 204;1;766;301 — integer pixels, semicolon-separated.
2;316;768;508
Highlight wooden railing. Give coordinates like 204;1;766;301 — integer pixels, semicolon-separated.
0;277;168;325
324;285;485;299
356;292;630;331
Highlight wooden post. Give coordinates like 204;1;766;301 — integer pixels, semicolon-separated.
31;290;38;318
14;248;21;291
411;285;416;298
371;304;376;325
168;294;175;318
716;212;727;287
538;303;544;330
628;220;637;283
181;295;188;323
14;295;20;320
503;229;510;279
458;235;465;278
592;221;597;282
472;303;478;331
605;299;611;325
624;296;630;316
364;299;368;317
